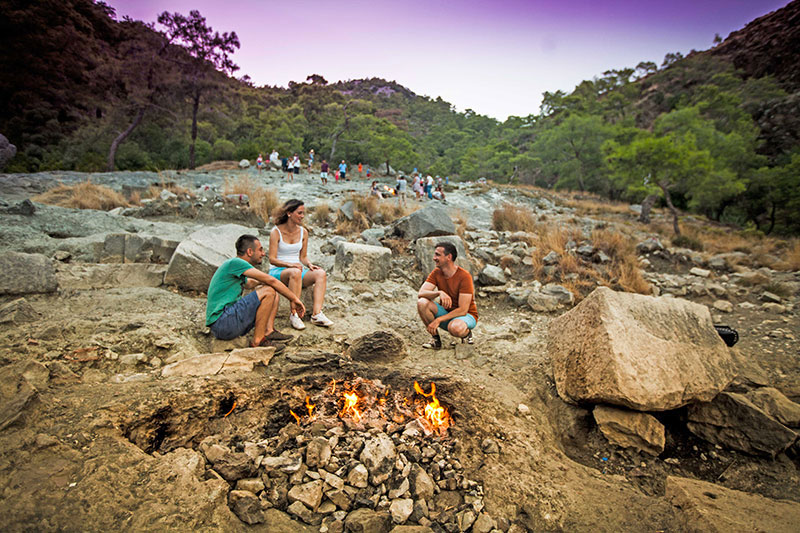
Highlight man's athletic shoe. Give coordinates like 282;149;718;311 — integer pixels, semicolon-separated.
311;311;334;327
451;331;474;346
252;338;286;354
266;329;294;343
289;313;306;330
423;335;442;350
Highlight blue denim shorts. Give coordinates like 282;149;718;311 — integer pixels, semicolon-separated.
209;291;260;340
435;303;477;330
269;266;309;280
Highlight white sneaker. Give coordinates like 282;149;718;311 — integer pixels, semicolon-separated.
311;311;333;327
289;313;306;330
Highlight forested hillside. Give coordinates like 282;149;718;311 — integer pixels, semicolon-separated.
1;0;798;234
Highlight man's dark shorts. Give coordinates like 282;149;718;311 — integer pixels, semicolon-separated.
209;291;260;340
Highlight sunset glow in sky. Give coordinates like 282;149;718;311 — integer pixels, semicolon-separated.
105;0;790;120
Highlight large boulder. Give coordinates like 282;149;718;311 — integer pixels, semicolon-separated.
687;391;798;457
56;263;166;290
98;233;180;264
164;224;260;292
666;476;800;533
745;387;800;428
0;252;57;295
415;235;473;275
548;287;735;411
387;204;455;240
334;242;392;281
593;405;665;455
348;331;406;363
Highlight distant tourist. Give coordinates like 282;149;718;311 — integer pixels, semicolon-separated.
268;199;334;329
426;175;434;199
412;174;422;200
205;234;302;352
320;159;329;185
292;153;301;178
256;153;264;173
338;160;347;181
432;185;446;203
370;180;383;199
396;174;408;207
366;166;371;179
308;149;315;171
417;241;477;349
281;155;289;173
358;162;363;178
270;149;280;168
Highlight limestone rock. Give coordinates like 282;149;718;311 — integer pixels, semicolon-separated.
712;300;733;313
0;298;40;324
0;252;57;295
541;283;574;305
388;204;455;240
306;437;332;468
348;331;406;363
593;405;665;455
164;224;261;292
390;498;413;524
687;391;798;457
527;292;560;312
477;265;506;286
287;500;317;524
56;263;166;290
472;513;496;533
0;133;17;169
415;235;473;275
238;159;250;168
210;451;257;481
408;463;435;500
161;347;275;377
689;267;711;278
347;464;369;488
745;387;800;428
344;508;391;533
288;480;324;511
334;242;392;281
666;476;800;533
229;490;264;524
359;433;396;486
548;287;735;411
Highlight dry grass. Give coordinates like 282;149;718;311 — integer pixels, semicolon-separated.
452;209;468;239
334;194;416;236
312;202;332;226
787;240;800;271
561;191;633;216
196;160;239;171
33;181;129;211
529;224;651;301
223;175;279;222
491;203;537;233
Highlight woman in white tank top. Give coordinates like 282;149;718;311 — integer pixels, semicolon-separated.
268;199;333;329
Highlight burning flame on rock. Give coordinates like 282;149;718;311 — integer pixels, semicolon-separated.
340;390;362;422
290;396;316;425
414;381;451;431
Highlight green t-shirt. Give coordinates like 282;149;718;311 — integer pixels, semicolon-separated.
205;257;252;326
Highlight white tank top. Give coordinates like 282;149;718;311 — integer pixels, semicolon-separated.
274;226;303;264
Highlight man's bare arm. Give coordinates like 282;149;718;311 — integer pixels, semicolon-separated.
243;267;306;316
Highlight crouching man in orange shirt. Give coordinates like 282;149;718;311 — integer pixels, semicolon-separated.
416;241;477;349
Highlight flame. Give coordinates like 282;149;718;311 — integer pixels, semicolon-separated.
414;381;450;430
305;396;316;420
340;390;362;422
329;379;336;394
289;409;301;425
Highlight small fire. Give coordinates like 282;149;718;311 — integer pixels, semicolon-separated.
340;390;362;422
305;396;316;420
289;409;301;424
414;381;451;431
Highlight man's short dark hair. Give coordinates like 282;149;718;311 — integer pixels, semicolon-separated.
235;234;258;256
435;241;457;262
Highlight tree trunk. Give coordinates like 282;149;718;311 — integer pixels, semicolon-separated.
766;201;776;235
189;91;200;169
329;131;341;161
639;194;657;224
658;181;680;235
107;106;145;171
385;159;390;175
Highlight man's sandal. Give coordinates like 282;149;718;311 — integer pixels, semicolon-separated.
422;336;443;350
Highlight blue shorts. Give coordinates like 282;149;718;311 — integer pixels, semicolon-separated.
209;291;261;340
269;266;309;280
435;303;477;330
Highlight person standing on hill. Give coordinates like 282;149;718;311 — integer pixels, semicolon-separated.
320;160;329;185
338;160;347;181
426;175;435;199
358;162;363;179
205;234;302;352
256;153;264;173
292;153;301;178
417;241;477;349
270;149;280;169
308;149;315;171
396;174;408;208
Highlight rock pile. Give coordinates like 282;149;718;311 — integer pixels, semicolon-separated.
198;421;501;532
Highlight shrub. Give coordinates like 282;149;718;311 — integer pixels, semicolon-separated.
786;240;800;272
312;202;331;226
223;175;279;222
491;203;537;232
672;234;704;251
211;139;236;161
33;181;129;210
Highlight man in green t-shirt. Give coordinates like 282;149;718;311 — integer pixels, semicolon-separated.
206;234;305;352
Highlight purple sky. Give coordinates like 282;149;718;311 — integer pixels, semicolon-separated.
105;0;790;120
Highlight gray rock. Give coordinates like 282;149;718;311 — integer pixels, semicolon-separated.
228;490;264;524
388;204;456;240
762;291;782;303
415;235;473;275
0;252;57;295
457;509;477;531
746;388;800;428
210;450;257;481
636;239;664;254
339;201;355;221
507;288;531;307
347;463;369;488
0;133;17;169
577;244;595;256
688;392;797;457
235;478;265;493
596;250;611;263
306;437;332;468
477;265;506;286
5;199;35;215
348;331;406;363
712;300;733;313
359;433;396;486
361;228;385;247
0;298;40;324
344;508;391;533
160;189;178;201
408;463;434;500
690;267;711;278
321;236;347;255
528;292;560;312
541;283;574;305
542;251;560;265
238;159;250;168
472;513;496;533
593;405;665;455
390;498;413;524
549;287;735;411
164;224;260;292
481;438;500;454
334;242;392;281
288;480;324;511
287;500;317;524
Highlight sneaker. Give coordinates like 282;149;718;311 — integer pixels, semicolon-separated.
422;335;443;350
266;329;294;343
289;313;306;330
252;338;286;354
311;311;334;327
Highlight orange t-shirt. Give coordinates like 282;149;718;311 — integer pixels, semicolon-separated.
425;266;478;320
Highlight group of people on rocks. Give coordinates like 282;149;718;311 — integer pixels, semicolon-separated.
205;200;477;353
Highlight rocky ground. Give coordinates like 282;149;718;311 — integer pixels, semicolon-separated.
0;167;798;532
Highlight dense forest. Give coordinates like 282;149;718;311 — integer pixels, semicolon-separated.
1;0;799;234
